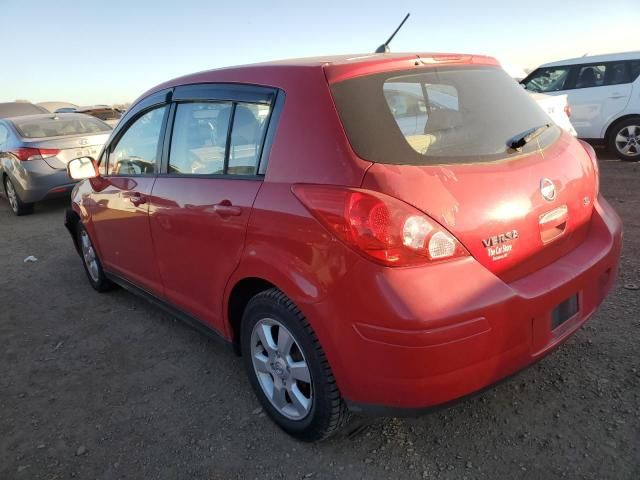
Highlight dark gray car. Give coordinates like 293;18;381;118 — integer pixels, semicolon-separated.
0;113;111;215
0;102;48;118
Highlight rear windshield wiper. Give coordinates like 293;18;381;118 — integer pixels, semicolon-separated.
507;123;551;150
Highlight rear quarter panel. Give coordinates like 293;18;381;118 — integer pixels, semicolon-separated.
223;182;361;335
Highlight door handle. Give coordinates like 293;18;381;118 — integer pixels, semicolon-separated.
608;93;626;99
129;193;147;206
212;200;242;217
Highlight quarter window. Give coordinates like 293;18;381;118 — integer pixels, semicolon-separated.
108;105;167;175
228;103;271;175
523;67;571;93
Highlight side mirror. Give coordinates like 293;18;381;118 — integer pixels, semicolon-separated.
68;156;99;180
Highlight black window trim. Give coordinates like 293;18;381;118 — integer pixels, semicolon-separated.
630;59;640;83
101;88;173;177
222;103;237;175
258;89;285;175
172;82;275;104
156;82;284;180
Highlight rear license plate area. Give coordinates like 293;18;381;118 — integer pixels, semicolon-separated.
551;294;579;330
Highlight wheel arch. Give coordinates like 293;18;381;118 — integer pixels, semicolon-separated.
226;277;278;354
64;208;82;255
603;113;640;142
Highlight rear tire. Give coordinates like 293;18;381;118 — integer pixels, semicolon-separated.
240;288;350;441
607;117;640;161
76;223;114;292
4;176;33;216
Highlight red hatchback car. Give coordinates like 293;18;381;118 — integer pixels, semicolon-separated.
65;53;622;441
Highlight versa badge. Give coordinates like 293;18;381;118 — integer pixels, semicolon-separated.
483;230;519;261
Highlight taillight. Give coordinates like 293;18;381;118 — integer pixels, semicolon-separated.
578;139;599;197
292;185;468;267
564;103;572;118
10;147;60;162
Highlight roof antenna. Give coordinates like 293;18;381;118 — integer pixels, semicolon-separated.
375;13;410;53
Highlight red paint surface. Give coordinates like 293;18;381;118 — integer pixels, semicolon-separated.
72;53;623;410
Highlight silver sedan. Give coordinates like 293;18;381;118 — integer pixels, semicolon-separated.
0;113;111;215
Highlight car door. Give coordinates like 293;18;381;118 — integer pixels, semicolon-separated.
563;61;633;138
87;99;170;296
149;84;278;332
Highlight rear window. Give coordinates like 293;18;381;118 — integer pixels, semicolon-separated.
330;66;560;165
14;115;112;138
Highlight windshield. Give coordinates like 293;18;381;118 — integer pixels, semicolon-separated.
330;66;559;165
14;115;112;138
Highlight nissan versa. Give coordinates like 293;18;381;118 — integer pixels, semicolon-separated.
64;53;622;441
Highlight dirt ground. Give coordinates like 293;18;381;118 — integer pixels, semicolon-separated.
1;148;638;480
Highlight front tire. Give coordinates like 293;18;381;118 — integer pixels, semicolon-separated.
4;176;33;216
607;117;640;161
76;223;114;292
241;288;350;441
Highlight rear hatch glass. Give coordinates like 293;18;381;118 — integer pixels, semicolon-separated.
14;115;111;139
330;65;596;280
330;65;559;165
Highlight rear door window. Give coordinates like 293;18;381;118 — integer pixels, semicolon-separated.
168;101;271;176
522;67;573;93
168;102;231;175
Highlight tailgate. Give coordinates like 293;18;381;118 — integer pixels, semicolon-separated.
362;133;598;281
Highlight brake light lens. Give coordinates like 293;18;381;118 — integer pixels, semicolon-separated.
10;147;60;162
292;185;468;267
578;140;599;197
564;103;572;118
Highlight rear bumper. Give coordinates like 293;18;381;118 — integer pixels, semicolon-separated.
306;195;622;411
4;159;76;203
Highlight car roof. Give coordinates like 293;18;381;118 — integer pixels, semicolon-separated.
36;101;78;112
2;112;99;124
142;52;499;99
75;105;115;111
0;102;49;118
540;51;640;68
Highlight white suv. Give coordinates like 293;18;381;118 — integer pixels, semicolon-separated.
522;51;640;161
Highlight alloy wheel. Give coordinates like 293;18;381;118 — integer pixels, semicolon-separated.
5;179;18;213
615;124;640;157
250;317;313;420
80;230;100;283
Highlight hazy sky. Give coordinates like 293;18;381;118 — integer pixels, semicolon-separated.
2;0;638;105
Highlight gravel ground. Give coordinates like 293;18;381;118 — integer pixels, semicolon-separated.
1;148;638;480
